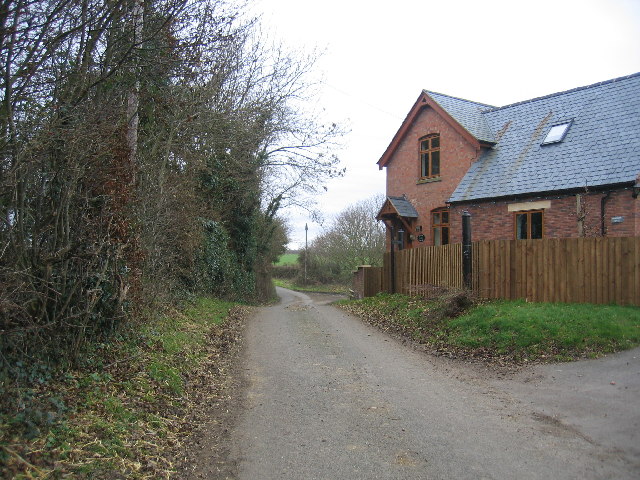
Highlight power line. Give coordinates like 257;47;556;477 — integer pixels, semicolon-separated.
320;81;404;121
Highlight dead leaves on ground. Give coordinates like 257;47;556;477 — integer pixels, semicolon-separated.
1;304;251;479
338;300;524;371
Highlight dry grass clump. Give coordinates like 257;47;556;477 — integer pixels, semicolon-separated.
1;301;249;479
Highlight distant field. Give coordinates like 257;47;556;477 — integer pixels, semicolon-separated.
275;253;299;266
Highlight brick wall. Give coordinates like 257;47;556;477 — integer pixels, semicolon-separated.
384;105;481;246
605;189;640;236
448;188;638;242
352;266;364;299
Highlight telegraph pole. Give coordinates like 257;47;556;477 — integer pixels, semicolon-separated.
304;223;308;285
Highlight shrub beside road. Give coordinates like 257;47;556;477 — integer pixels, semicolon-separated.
1;299;248;479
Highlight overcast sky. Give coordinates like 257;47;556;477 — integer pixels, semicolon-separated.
249;0;640;249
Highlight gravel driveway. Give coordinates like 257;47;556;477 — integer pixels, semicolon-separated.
218;288;639;479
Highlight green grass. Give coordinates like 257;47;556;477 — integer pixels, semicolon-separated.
274;253;299;266
338;293;640;362
273;278;349;295
448;300;640;359
1;297;241;479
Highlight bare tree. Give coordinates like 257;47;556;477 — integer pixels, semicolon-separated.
0;0;190;359
0;0;346;363
305;194;386;284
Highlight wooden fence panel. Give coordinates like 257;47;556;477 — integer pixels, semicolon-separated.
382;244;463;296
376;237;639;305
476;237;640;305
635;238;640;305
541;239;551;302
471;243;480;293
364;267;382;298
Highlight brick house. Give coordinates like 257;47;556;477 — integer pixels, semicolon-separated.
376;73;640;249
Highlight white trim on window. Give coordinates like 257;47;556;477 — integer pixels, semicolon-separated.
542;121;572;145
508;200;551;212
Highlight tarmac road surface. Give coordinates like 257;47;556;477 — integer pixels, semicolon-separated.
225;287;639;479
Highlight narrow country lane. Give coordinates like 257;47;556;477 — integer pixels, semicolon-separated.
222;288;638;479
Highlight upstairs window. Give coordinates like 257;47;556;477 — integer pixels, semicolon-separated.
420;134;440;178
542;121;571;145
515;210;544;239
432;207;449;245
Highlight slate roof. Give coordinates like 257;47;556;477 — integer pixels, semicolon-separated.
425;91;496;144
386;195;419;218
448;73;640;203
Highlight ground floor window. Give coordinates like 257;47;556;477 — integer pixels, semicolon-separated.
432;208;449;245
515;210;544;239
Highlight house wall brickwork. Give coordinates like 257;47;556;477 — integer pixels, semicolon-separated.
604;188;639;237
384;105;481;247
447;189;638;242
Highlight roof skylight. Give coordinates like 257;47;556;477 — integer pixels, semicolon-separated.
542;122;571;145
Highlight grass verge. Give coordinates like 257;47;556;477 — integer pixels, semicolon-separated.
0;298;248;479
273;278;349;295
338;292;640;363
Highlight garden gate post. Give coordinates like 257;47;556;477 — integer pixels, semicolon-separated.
462;211;472;289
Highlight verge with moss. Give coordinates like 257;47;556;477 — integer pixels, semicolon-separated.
1;298;249;479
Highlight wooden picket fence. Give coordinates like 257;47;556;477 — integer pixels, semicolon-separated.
473;237;640;305
356;237;640;305
382;243;464;295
